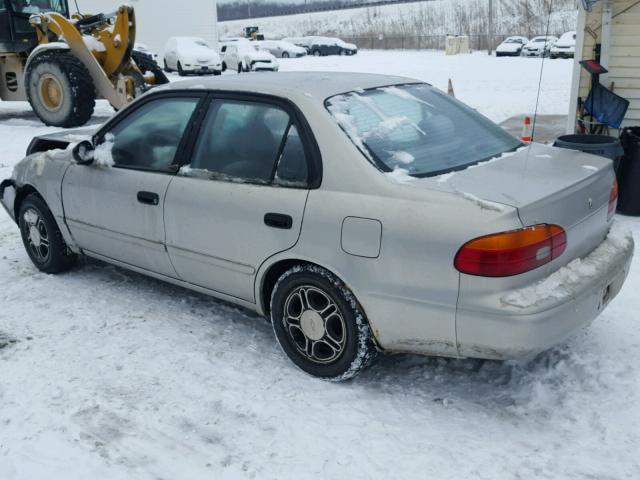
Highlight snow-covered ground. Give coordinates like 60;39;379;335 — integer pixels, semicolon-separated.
1;51;639;479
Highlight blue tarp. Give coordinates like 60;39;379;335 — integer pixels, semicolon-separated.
585;83;631;129
581;0;602;11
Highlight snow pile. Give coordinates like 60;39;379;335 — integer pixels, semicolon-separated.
390;151;415;165
454;188;507;212
385;167;415;185
92;133;115;167
502;223;634;308
83;35;106;53
327;97;373;162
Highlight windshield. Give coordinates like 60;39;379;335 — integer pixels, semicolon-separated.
11;0;67;14
326;84;522;177
505;38;522;44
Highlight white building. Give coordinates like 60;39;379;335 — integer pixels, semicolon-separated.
568;0;640;133
76;0;218;57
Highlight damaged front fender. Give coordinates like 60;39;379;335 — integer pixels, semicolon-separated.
0;179;17;222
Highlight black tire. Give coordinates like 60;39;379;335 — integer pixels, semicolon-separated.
237;62;242;74
18;193;77;274
281;51;290;58
177;61;186;76
270;265;378;381
25;50;96;128
221;61;227;72
312;49;321;57
131;50;169;85
163;59;172;72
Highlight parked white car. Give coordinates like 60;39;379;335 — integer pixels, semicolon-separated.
495;36;529;57
522;36;558;57
550;31;576;59
164;37;222;76
257;40;307;58
222;41;279;73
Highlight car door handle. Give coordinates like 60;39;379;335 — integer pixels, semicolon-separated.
264;213;293;230
137;191;159;206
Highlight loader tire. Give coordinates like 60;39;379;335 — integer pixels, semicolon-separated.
132;50;169;85
25;51;96;128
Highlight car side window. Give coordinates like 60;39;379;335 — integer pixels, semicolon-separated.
189;99;307;184
275;125;308;186
101;97;199;171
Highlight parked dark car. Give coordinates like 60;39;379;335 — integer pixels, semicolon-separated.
285;36;357;56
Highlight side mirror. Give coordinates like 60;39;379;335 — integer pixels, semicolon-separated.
72;140;95;165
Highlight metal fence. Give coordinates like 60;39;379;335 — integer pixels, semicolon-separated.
341;34;530;52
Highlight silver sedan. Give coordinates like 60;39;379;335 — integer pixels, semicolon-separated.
0;73;633;380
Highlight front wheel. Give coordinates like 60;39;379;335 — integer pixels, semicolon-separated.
270;265;378;381
281;52;290;58
25;50;96;127
18;194;77;274
177;61;186;76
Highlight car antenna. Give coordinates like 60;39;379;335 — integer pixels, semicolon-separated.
531;0;554;142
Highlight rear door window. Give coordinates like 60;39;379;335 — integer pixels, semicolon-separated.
186;98;309;186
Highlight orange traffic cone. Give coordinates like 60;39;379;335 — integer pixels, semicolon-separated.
447;78;455;97
521;116;533;142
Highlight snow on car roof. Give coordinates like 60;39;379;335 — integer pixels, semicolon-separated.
163;72;422;102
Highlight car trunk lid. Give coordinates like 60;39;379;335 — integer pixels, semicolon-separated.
430;143;616;263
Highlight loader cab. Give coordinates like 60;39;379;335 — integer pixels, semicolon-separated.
0;0;69;53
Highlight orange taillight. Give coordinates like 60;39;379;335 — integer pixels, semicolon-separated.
608;179;618;221
454;224;567;277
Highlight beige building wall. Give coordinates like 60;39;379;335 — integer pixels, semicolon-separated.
568;0;640;132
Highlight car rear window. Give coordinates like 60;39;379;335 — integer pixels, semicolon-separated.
326;84;522;177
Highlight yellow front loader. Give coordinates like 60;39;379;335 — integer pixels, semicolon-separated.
0;0;168;127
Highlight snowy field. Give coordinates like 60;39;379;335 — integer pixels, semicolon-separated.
218;0;577;40
1;51;639;479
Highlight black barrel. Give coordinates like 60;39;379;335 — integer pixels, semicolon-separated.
617;127;640;216
553;134;624;161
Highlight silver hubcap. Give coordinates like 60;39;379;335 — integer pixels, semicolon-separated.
23;208;50;262
283;286;346;364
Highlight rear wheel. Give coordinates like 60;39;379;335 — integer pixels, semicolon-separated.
132;51;169;85
18;194;76;274
312;49;321;57
25;50;96;127
281;51;290;58
270;265;378;381
163;59;172;72
177;61;186;76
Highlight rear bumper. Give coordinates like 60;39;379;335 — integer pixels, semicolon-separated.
456;229;634;359
0;179;16;222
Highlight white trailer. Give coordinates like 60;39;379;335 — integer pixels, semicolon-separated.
76;0;219;58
